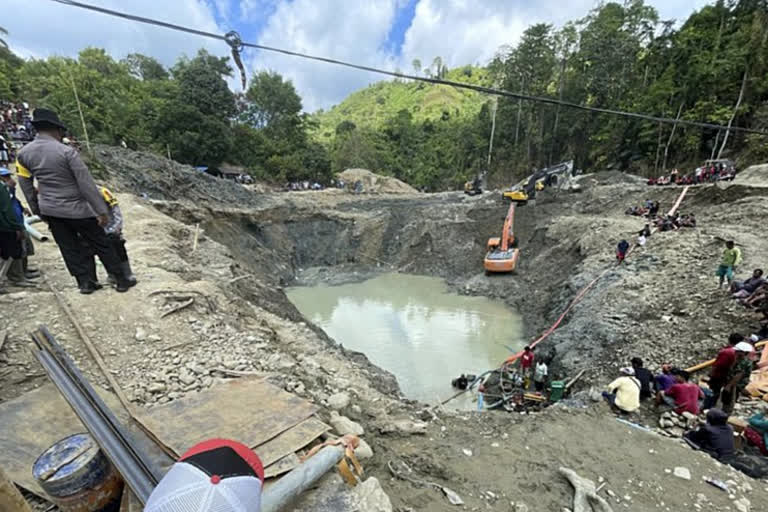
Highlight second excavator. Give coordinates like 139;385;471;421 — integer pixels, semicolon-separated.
484;199;519;274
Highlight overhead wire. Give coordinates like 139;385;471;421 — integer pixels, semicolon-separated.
48;0;768;137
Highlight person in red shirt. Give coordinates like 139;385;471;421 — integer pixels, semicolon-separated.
704;333;743;409
657;370;704;415
519;346;535;389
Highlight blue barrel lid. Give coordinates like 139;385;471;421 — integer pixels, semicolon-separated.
33;433;103;494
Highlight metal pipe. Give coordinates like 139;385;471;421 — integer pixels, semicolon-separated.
35;350;157;503
25;215;43;225
260;445;346;512
25;219;49;241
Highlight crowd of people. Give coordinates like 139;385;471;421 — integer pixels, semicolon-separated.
0;101;36;166
1;107;137;295
602;238;768;476
647;161;737;186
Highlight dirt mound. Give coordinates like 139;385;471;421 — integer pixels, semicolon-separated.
86;144;269;208
734;163;768;187
338;168;418;194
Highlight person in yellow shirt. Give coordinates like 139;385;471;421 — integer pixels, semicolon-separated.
717;240;742;289
603;367;641;413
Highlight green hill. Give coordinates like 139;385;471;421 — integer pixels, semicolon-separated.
311;66;491;142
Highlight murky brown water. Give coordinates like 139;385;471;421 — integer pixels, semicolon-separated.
287;273;524;405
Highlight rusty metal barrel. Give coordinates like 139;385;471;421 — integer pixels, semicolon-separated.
33;433;123;512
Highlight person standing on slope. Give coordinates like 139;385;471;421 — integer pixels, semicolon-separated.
717;240;742;289
15;108;135;294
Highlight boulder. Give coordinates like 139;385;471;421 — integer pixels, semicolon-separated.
327;392;351;410
330;411;364;436
351;477;392;512
355;438;373;459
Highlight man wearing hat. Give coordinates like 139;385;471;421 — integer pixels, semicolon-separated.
721;341;755;414
16;108;134;293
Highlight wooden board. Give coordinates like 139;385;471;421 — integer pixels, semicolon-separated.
255;417;328;467
264;453;300;479
134;378;319;457
0;384;171;499
119;489;143;512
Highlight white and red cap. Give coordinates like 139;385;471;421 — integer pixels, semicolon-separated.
145;439;264;512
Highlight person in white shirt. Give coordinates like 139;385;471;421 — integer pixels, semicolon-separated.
534;361;548;392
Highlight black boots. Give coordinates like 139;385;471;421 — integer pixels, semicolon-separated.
76;275;103;295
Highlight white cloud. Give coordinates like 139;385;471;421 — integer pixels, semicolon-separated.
3;0;229;68
250;0;400;111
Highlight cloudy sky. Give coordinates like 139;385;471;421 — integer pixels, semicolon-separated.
5;0;710;111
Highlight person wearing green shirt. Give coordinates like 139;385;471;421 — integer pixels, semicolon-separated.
721;342;754;414
717;240;742;289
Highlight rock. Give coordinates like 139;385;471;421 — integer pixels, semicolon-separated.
673;467;691;480
147;382;166;393
135;327;147;341
462;448;473;457
330;412;364;436
351;477;392;512
681;411;696;421
355;438;373;459
327;392;351;410
178;371;197;386
380;419;427;435
734;497;750;512
147;334;162;343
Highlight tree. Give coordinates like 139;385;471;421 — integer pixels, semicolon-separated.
240;71;302;134
123;54;169;81
0;26;7;49
176;50;235;118
412;58;421;75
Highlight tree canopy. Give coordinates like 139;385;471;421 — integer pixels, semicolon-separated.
2;0;768;189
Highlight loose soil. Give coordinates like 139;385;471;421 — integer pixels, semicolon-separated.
2;144;767;511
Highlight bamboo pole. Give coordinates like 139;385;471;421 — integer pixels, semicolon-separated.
67;69;91;154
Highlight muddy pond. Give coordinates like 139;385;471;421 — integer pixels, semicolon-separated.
287;273;524;406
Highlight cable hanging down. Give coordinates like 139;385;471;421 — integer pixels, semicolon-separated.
48;0;768;137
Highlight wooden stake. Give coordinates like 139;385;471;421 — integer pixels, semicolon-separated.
67;69;91;154
192;223;200;252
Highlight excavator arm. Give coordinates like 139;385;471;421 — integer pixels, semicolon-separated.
500;202;516;251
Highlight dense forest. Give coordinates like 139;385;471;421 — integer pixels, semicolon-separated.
1;0;767;190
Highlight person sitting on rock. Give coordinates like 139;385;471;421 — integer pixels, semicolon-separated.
731;269;765;298
648;201;660;217
631;357;653;401
683;408;735;461
654;364;676;393
603;367;640;414
742;282;768;309
721;342;755;414
744;403;768;456
656;369;703;415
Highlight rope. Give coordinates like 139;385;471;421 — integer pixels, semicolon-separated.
45;0;768;137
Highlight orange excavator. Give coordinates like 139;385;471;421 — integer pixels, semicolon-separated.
484;200;520;274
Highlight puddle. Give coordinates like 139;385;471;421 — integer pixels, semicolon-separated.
286;273;524;406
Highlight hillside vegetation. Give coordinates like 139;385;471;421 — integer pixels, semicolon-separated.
2;0;768;191
311;66;490;141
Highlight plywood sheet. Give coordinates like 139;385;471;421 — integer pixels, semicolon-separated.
134;378;319;457
0;384;170;498
264;453;300;479
255;417;328;467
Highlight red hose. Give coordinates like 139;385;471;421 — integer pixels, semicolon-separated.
505;186;690;363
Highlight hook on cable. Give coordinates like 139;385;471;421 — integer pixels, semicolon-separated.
225;30;247;90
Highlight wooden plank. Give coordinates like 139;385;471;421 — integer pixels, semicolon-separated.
0;466;33;512
134;378;318;457
119;488;143;512
264;454;300;479
254;417;329;468
0;384;170;499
